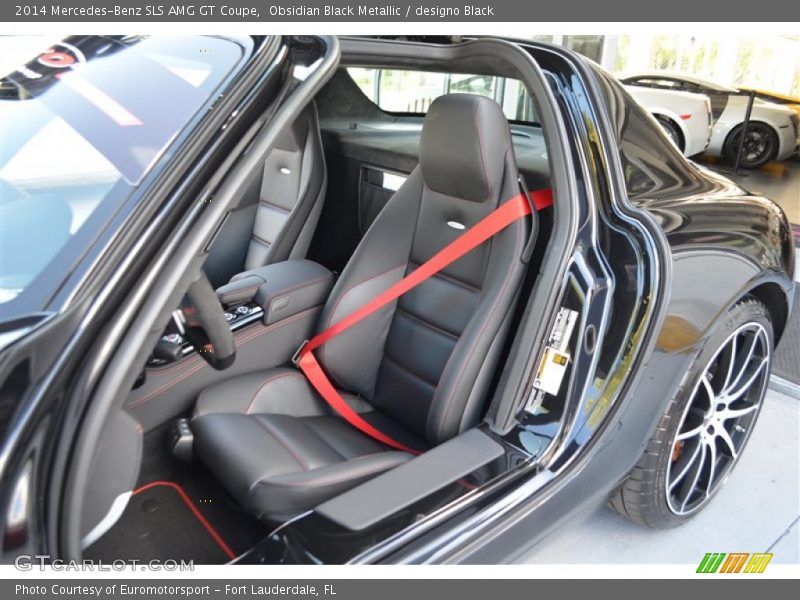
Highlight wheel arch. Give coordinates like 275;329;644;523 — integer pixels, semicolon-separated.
652;112;686;152
661;246;792;358
745;281;789;345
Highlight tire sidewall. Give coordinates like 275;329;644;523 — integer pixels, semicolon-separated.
656;117;684;153
646;299;773;528
724;123;778;169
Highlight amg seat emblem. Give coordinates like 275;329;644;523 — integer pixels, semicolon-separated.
280;167;291;175
447;221;466;230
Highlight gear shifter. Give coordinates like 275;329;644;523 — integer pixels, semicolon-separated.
153;338;183;364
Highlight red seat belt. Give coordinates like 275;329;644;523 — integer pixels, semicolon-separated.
293;189;551;453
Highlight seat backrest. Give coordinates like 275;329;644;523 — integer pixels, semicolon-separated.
206;102;328;287
316;94;534;446
245;102;327;270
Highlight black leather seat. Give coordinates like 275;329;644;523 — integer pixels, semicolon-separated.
204;102;327;286
193;94;534;521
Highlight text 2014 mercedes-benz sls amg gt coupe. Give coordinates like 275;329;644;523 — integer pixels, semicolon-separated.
0;35;794;565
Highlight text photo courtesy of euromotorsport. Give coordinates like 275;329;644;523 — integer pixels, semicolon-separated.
41;4;496;18
17;584;332;597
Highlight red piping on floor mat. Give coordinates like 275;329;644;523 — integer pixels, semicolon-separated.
133;480;236;561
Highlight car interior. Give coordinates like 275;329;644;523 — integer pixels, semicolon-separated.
81;60;559;564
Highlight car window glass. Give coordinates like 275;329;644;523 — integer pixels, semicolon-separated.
674;80;700;91
636;77;681;89
347;67;540;123
0;35;248;306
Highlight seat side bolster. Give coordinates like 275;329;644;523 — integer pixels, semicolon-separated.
247;452;412;519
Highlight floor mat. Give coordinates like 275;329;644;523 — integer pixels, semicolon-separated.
85;481;235;564
85;421;269;564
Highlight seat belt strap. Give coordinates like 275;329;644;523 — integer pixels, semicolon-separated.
294;190;549;453
295;351;420;452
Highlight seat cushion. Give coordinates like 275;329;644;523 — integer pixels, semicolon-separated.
194;367;381;419
193;413;412;519
193;368;331;418
192;366;423;519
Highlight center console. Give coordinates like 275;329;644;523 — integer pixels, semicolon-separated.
148;259;333;367
129;259;334;432
148;304;263;368
216;259;334;325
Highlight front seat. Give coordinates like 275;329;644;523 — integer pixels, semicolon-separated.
203;102;327;287
192;94;534;522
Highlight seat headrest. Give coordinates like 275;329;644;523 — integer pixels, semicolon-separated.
420;94;513;203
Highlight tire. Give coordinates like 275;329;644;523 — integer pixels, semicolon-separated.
723;122;778;169
609;298;773;528
656;116;684;153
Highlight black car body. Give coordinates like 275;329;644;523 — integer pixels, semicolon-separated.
0;35;794;565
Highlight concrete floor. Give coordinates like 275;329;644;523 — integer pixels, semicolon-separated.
519;385;800;565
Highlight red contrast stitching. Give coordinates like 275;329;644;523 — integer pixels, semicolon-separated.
127;307;321;409
132;481;236;561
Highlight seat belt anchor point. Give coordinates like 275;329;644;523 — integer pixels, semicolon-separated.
291;340;309;367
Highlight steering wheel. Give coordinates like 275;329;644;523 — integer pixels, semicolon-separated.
179;272;236;370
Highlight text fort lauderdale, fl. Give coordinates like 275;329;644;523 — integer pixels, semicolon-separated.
268;4;496;17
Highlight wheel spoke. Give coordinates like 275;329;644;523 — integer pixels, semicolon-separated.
706;440;718;495
676;425;704;441
716;426;739;459
724;332;758;395
680;442;707;512
720;334;738;394
669;441;703;491
721;403;758;420
727;357;768;402
700;375;716;404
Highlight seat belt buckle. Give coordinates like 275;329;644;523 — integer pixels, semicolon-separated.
291;340;309;367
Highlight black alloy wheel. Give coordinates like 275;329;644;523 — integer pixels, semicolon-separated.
724;122;778;169
610;299;773;528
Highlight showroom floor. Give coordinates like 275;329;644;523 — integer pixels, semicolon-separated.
520;156;800;567
697;156;800;224
519;386;799;565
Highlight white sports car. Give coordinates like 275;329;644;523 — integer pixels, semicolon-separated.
622;72;800;168
624;85;712;157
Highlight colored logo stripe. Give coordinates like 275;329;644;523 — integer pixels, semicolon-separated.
697;553;726;573
744;553;773;573
720;553;749;573
697;552;773;573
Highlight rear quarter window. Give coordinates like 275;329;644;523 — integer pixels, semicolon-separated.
347;67;540;124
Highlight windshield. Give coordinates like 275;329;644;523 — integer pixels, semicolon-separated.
0;35;248;312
